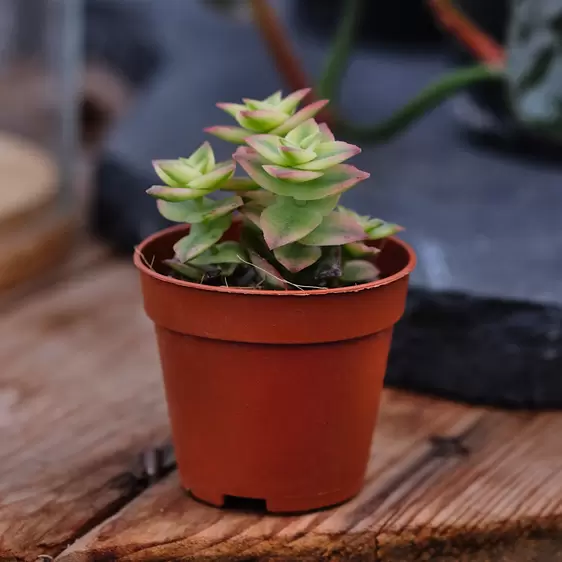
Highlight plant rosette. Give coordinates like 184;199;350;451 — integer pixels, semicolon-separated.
134;89;416;513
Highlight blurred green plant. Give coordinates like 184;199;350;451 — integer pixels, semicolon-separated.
507;0;562;141
250;0;504;144
146;0;561;289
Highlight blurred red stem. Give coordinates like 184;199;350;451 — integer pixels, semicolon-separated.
428;0;505;67
249;0;333;124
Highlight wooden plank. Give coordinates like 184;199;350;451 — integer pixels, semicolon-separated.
3;258;561;561
0;234;109;310
59;393;485;562
59;406;562;561
0;262;170;562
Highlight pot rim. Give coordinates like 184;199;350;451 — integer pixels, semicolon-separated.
134;223;416;297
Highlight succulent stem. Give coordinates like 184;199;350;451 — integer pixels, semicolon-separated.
249;0;310;93
336;64;504;144
427;0;505;67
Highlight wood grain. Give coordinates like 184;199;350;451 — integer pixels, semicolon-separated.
60;394;488;562
2;259;561;561
0;262;169;561
59;404;562;561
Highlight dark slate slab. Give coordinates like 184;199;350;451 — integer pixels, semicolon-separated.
91;0;562;408
388;288;562;409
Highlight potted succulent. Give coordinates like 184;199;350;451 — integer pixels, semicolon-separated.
134;89;416;513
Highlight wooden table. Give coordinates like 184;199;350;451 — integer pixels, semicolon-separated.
1;250;561;562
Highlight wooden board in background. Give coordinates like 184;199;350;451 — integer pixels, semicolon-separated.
0;262;169;561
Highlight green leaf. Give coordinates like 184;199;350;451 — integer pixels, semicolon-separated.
344;241;380;259
204;125;249;144
260;195;339;249
300;210;367;246
300;131;323;150
342;259;379;283
235;147;368;200
216;102;246;119
263;165;323;183
242;98;272;111
507;0;562;140
278;144;317;165
249;251;287;290
188;162;235;192
271;100;329;136
190;241;246;265
297;141;360;171
184;141;215;174
265;90;283;105
318;122;335;142
153;160;200;186
276;88;311;114
366;222;403;240
173;215;232;261
163;259;203;281
146;186;213;202
245;135;286;165
237;109;287;132
285;118;320;145
273;243;322;273
156;196;243;223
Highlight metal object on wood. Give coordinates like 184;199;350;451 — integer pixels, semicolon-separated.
0;254;561;561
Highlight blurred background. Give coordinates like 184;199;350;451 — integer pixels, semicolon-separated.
2;0;561;407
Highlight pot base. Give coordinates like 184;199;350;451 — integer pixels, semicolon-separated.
189;482;363;514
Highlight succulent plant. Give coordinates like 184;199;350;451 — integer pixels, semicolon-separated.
147;90;403;289
205;88;328;144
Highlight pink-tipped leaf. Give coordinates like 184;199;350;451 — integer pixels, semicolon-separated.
188;162;235;192
263;165;323;183
205;125;249;144
245;135;286;165
278;144;317;165
299;210;368;246
157;196;243;224
297;142;361;171
276;87;311;114
271;99;329;136
173;215;232;262
235;149;369;200
237;109;287;132
146;185;212;202
184;141;215;174
153;160;200;186
260;195;339;249
274;243;322;273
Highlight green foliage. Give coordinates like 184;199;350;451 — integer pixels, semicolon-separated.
148;90;403;289
507;0;562;140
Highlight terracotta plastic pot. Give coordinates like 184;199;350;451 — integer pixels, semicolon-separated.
134;223;416;513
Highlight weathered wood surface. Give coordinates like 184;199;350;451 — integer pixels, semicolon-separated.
0;263;169;561
59;407;562;562
1;258;561;561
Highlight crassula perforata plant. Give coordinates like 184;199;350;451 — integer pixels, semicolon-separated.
147;88;402;289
